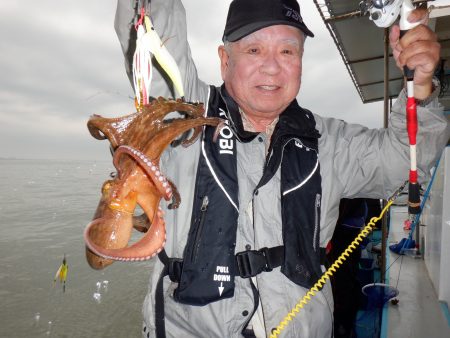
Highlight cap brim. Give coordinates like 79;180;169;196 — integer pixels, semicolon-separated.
224;20;314;42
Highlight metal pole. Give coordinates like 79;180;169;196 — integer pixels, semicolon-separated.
416;212;421;255
324;10;364;22
380;28;390;283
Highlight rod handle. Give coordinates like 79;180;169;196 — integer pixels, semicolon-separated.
408;182;421;214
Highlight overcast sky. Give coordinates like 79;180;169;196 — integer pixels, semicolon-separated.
0;0;383;161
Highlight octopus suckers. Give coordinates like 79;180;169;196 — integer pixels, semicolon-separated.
85;98;222;269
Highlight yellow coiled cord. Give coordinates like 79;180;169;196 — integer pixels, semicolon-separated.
270;189;402;338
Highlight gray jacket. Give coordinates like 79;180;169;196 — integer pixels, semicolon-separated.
115;1;450;337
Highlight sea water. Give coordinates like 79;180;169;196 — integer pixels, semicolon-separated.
0;159;154;337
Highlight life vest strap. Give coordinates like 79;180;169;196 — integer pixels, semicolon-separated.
154;246;326;337
235;246;284;278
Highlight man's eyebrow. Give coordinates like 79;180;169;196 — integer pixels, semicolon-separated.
239;35;301;47
280;39;301;47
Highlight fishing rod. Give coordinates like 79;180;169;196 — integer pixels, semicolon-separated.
399;0;422;216
363;0;423;215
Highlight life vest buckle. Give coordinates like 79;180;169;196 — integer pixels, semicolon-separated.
235;247;274;278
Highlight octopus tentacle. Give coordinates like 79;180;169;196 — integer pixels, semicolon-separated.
84;208;166;261
113;145;172;201
213;120;227;143
181;126;202;148
141;116;222;161
133;213;150;233
85;98;224;270
166;178;181;210
87;114;138;149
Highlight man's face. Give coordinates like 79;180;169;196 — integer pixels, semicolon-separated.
219;25;304;126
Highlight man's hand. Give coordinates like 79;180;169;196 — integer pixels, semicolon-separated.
389;8;440;100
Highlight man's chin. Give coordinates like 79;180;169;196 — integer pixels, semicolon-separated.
252;102;286;115
246;106;284;120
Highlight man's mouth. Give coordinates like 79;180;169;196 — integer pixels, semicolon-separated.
257;85;280;91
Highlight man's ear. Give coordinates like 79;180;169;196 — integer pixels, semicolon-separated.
218;45;229;81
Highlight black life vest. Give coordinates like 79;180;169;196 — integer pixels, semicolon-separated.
161;85;323;306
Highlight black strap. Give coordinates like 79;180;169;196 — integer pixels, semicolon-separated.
242;328;257;338
155;264;168;338
235;246;284;278
155;249;170;338
155;249;186;338
160;246;327;283
320;247;329;269
154;246;326;337
241;279;260;337
235;246;327;279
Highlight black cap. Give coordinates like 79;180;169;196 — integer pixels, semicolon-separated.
223;0;314;42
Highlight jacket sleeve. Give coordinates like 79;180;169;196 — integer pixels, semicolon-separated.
316;89;450;200
114;0;210;103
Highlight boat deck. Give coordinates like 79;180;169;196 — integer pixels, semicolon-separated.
383;206;450;337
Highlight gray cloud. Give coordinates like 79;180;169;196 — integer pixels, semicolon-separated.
0;0;385;161
0;1;133;160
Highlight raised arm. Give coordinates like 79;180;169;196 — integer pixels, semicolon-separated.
320;7;448;200
319;92;447;196
114;0;209;103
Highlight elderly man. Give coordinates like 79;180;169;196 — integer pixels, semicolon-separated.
114;0;449;337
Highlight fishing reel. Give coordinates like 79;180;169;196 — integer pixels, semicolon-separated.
359;0;404;27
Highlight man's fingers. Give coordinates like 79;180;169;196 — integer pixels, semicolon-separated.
389;25;400;50
396;24;440;77
397;40;440;67
398;24;438;50
389;25;402;68
407;7;429;25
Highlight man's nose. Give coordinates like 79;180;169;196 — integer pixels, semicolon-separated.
259;53;281;75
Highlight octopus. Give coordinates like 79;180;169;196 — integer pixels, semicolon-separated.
84;98;223;270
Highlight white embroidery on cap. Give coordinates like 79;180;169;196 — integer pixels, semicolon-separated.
283;5;303;23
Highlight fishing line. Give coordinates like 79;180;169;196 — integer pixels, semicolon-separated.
395;254;404;290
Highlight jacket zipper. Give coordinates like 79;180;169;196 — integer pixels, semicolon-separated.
313;193;321;252
191;196;209;262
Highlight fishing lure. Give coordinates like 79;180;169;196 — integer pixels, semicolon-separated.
133;8;152;108
53;254;68;293
132;8;185;110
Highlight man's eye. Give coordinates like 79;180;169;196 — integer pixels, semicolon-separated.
282;49;293;55
248;48;258;54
